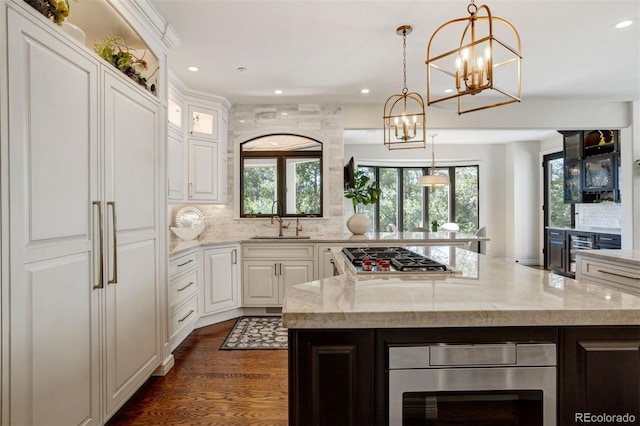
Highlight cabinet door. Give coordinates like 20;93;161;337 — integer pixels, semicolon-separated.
243;261;279;305
188;138;219;201
102;70;161;418
561;131;583;160
203;245;240;313
7;9;101;425
561;327;640;425
279;260;315;304
317;245;336;279
188;104;218;140
167;127;185;201
564;160;582;203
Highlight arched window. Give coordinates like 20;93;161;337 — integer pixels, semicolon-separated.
240;134;323;217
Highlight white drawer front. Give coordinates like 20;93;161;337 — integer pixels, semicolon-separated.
242;244;314;259
169;250;199;277
580;259;640;294
169;269;199;308
169;296;198;339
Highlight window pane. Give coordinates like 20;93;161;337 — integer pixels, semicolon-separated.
454;166;479;233
286;157;321;215
428;168;449;228
379;168;398;231
403;169;425;230
548;157;572;227
243;158;277;215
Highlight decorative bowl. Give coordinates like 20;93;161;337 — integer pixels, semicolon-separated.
170;223;205;240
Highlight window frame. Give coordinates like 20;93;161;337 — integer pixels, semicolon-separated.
359;164;479;232
239;135;323;218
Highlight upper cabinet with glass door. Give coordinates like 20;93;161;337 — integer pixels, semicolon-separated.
188;104;219;140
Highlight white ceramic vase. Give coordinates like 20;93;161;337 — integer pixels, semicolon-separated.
346;212;371;235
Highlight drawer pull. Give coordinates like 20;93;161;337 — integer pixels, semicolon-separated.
177;259;194;267
597;269;640;281
177;281;195;292
178;310;195;323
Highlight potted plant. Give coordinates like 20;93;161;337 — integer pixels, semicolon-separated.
430;219;438;232
344;170;381;234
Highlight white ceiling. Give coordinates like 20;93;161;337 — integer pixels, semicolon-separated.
149;0;639;144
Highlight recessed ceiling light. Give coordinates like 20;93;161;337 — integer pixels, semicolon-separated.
281;112;288;116
615;20;633;29
239;120;246;123
361;88;370;94
274;89;283;95
187;66;199;72
444;88;454;94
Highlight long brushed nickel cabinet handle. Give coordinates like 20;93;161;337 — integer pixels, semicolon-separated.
232;249;237;265
177;281;195;292
107;201;118;284
177;259;194;267
178;310;195;323
597;269;640;281
93;201;104;289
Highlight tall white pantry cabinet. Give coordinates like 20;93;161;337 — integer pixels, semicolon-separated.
1;2;173;424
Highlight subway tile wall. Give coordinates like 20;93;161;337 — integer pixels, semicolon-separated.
576;201;622;229
170;104;345;241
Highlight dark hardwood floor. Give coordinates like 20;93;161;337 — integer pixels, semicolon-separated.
107;319;288;425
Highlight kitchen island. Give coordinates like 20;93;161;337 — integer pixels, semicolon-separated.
283;246;640;425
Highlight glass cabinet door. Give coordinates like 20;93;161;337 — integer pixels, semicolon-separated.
583;154;614;191
188;105;218;140
564;160;582;203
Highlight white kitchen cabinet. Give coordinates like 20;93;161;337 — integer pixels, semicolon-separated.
167;126;185;200
317;244;338;279
168;94;229;204
202;244;241;313
188;138;221;201
167;78;185;201
188;103;219;140
168;250;200;351
242;244;315;306
4;6;162;424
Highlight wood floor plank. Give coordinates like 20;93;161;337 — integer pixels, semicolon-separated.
107;318;288;425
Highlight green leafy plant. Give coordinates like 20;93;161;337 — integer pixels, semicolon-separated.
344;170;381;213
94;35;157;93
430;219;438;231
25;0;69;24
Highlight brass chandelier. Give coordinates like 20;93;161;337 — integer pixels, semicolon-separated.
426;0;522;115
383;25;426;150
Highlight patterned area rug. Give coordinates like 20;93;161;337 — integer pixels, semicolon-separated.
220;316;288;350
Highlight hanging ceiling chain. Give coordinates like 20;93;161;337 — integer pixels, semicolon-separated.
402;28;408;95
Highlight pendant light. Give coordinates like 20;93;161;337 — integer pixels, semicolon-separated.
418;134;449;191
383;25;426;150
426;0;522;115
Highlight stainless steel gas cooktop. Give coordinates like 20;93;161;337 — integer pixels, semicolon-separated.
341;247;457;275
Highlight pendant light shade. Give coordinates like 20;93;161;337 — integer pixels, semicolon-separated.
426;1;522;115
419;134;449;191
383;25;426;150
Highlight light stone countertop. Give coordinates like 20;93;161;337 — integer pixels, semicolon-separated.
168;231;489;256
546;226;622;235
282;246;640;329
576;249;640;268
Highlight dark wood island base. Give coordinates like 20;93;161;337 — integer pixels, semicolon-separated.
288;326;640;426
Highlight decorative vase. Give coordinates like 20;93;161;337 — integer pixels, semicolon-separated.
347;213;371;235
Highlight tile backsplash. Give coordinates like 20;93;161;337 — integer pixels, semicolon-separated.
575;202;622;229
169;103;345;243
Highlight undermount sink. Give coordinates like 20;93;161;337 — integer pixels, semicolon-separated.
250;235;311;239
